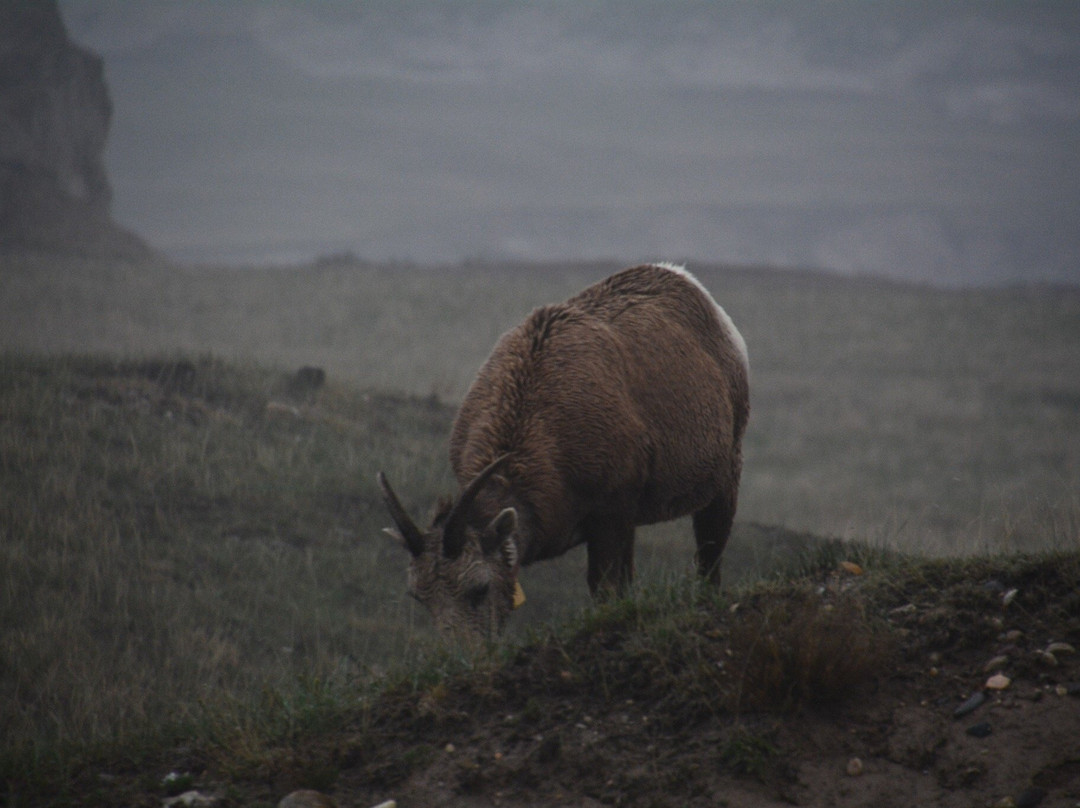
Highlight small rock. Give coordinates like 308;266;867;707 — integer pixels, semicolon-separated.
277;791;338;808
445;743;455;753
163;792;218;808
1002;588;1019;607
966;721;993;738
846;757;864;776
370;802;398;808
954;691;987;718
986;673;1011;690
983;655;1010;673
265;401;301;418
839;561;864;575
994;798;1017;808
162;772;195;795
983;579;1006;593
289;366;326;393
1015;786;1047;808
1033;650;1059;667
1003;629;1024;642
889;603;917;617
535;734;561;762
1046;642;1075;656
958;764;985;786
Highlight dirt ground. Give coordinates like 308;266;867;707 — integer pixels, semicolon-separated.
258;558;1080;808
91;556;1080;808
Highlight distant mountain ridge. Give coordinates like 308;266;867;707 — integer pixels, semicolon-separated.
0;0;151;258
57;1;1079;284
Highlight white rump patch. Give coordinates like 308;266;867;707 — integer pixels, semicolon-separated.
652;262;749;372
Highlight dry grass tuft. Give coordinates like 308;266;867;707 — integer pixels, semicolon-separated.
541;562;895;727
726;585;893;712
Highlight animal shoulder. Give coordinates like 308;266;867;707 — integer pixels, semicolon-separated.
569;265;704;317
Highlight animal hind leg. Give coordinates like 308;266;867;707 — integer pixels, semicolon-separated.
583;515;636;599
693;491;736;586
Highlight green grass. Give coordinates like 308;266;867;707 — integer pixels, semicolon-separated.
0;355;445;779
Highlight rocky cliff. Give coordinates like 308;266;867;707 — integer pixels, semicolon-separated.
0;0;152;258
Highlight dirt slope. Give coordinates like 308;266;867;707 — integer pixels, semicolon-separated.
158;554;1080;808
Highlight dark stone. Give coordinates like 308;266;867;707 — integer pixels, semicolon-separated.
965;721;992;738
535;733;561;763
1015;786;1047;808
953;690;986;719
291;367;326;393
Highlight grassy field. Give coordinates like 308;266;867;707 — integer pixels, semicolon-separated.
4;254;1079;549
1;254;1079;800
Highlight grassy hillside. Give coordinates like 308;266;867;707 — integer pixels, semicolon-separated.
0;354;838;773
1;256;1079;803
0;357;426;762
4;255;1079;552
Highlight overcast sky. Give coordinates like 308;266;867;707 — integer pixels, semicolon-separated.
59;1;1080;285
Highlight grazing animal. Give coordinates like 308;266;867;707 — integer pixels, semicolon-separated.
378;263;750;643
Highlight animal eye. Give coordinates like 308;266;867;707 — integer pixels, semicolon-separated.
465;583;490;609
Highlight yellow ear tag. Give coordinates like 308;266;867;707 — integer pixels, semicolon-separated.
512;581;526;609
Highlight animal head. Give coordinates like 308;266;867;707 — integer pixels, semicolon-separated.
378;455;524;645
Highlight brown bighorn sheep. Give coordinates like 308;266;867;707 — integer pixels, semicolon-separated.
379;263;749;643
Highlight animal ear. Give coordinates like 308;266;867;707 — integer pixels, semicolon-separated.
492;507;517;538
481;507;517;556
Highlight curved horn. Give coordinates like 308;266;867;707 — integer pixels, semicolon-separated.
443;453;512;558
377;471;425;557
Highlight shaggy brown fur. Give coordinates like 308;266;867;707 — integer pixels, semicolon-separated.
380;263;749;643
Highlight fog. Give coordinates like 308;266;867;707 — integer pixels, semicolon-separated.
59;1;1080;285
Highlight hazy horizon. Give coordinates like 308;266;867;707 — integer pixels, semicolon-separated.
59;1;1080;286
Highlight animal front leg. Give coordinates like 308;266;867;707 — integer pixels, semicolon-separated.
583;515;635;598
